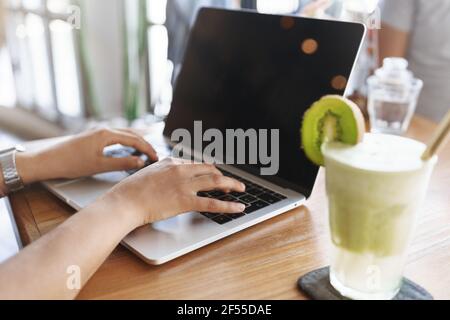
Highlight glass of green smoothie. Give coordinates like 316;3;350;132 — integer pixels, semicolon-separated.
323;133;437;300
301;95;441;300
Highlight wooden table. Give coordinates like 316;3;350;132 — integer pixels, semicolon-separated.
7;116;450;299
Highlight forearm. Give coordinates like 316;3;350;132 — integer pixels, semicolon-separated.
0;195;135;299
379;23;410;64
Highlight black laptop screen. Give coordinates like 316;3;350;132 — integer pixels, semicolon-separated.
164;8;365;197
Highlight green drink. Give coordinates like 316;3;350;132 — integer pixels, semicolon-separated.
323;134;437;299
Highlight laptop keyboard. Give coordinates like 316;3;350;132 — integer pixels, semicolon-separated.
198;169;287;225
105;147;287;225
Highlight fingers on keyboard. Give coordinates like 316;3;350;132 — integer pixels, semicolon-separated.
198;169;287;225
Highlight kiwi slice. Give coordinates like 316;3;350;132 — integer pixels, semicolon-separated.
301;95;365;166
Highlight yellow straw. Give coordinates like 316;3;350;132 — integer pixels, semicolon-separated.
422;109;450;161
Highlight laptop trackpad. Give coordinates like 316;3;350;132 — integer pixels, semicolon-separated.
52;172;128;209
152;212;208;234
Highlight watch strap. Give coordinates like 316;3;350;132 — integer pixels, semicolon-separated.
0;149;24;193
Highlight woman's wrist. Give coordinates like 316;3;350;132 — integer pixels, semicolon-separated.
15;152;44;185
95;191;144;232
16;150;65;184
0;151;53;196
16;151;143;233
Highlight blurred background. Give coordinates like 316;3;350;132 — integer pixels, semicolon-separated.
0;0;449;142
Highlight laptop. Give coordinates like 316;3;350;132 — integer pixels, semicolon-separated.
43;8;365;265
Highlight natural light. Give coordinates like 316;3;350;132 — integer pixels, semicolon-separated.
50;19;81;117
148;25;169;107
0;48;16;107
257;0;299;14
147;0;167;25
25;14;54;114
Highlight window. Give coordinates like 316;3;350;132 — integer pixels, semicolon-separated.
111;0;306;122
0;48;16;107
146;0;172;118
143;0;242;119
4;0;83;121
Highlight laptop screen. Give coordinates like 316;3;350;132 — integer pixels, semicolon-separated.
164;8;365;197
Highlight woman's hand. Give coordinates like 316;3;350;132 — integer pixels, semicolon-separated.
16;128;158;184
100;158;247;230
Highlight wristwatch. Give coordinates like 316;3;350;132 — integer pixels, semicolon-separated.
0;145;26;193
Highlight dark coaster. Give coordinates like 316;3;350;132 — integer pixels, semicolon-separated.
298;267;433;300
